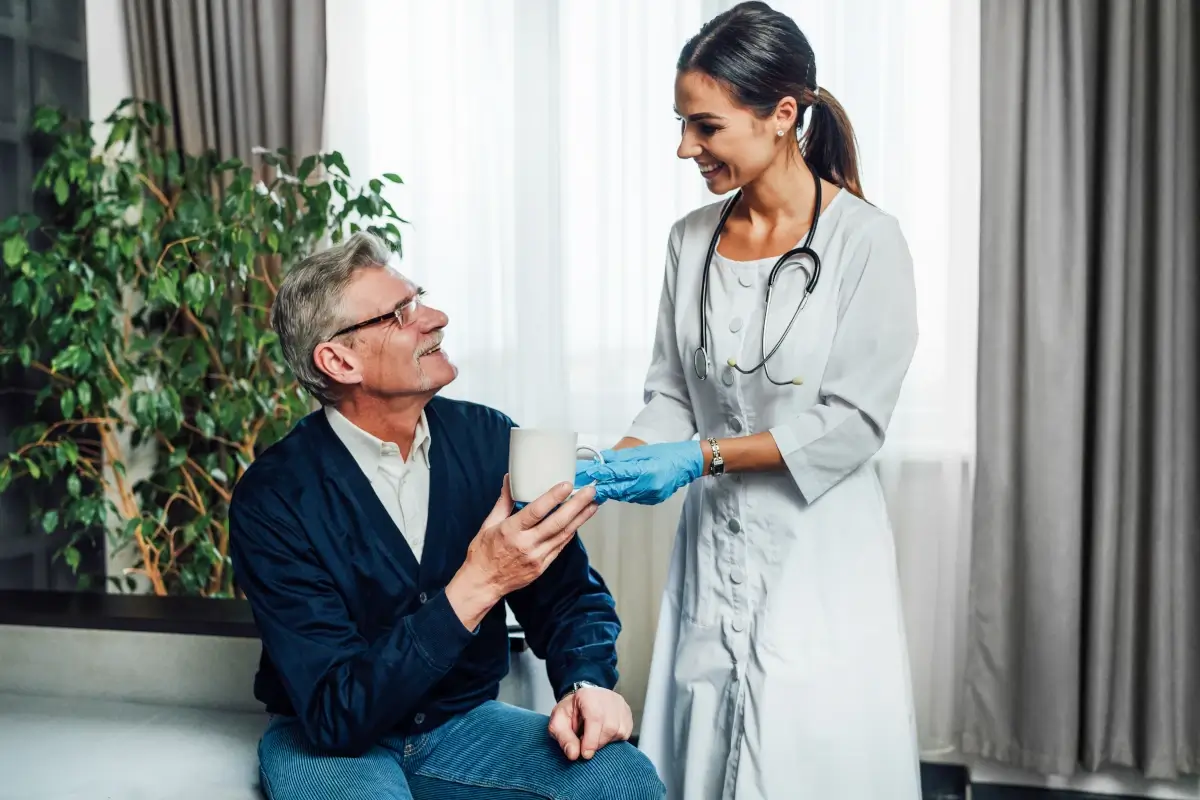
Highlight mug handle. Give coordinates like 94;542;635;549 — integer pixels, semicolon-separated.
577;445;605;465
571;445;605;496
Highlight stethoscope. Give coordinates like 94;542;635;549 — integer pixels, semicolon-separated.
693;161;823;386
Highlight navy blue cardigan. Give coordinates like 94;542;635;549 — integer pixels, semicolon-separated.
228;396;621;756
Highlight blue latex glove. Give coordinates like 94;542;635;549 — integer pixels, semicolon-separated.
576;441;705;505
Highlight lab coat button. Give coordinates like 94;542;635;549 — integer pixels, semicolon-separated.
731;617;745;633
722;367;735;386
738;272;754;288
729;317;743;333
728;519;741;533
730;567;745;584
730;417;743;432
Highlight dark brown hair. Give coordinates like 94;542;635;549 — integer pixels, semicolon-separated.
677;0;865;198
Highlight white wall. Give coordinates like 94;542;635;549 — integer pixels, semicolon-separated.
85;0;131;137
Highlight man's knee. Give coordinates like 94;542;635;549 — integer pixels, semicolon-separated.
585;741;666;800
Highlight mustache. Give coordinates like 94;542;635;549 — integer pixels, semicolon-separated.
414;331;444;356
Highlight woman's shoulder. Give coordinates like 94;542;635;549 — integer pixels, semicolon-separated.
828;190;906;247
669;196;729;241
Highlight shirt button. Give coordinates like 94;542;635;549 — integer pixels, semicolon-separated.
730;567;745;584
730;417;743;433
722;367;735;387
414;713;425;725
729;317;743;333
728;519;741;533
738;273;754;288
418;592;428;604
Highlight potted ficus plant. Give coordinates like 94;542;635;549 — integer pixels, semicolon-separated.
0;99;405;596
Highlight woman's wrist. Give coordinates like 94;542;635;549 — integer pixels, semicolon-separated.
703;433;784;475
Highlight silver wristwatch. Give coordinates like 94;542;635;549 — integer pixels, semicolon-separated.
707;437;725;476
563;680;599;699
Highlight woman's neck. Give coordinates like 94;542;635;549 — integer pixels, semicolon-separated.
737;153;817;229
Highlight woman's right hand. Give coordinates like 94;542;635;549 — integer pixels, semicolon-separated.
577;441;705;505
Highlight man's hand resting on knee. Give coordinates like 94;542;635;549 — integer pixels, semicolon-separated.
445;475;599;631
548;685;634;762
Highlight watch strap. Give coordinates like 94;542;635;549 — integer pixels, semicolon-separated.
707;437;725;476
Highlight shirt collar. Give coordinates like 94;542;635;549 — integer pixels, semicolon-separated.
324;406;432;475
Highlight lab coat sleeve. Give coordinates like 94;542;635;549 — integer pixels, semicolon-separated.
769;215;919;504
228;483;475;756
624;221;699;445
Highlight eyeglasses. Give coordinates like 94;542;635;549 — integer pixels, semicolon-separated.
328;289;425;340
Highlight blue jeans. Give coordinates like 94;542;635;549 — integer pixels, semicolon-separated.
258;700;665;800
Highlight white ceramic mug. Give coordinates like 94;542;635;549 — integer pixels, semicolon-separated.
509;428;605;505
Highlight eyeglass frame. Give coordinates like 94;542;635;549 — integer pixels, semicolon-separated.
327;288;426;341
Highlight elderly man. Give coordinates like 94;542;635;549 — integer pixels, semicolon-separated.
229;232;664;799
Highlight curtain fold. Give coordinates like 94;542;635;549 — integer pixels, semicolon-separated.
123;0;326;160
965;0;1199;780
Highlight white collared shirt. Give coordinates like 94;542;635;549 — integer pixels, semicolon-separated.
325;407;431;563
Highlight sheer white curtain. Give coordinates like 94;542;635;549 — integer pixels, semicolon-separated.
324;0;980;748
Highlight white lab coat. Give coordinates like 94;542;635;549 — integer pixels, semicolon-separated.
627;190;923;799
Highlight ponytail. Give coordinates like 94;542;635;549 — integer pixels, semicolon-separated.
800;86;865;199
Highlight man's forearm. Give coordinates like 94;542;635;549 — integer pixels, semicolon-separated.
445;565;503;631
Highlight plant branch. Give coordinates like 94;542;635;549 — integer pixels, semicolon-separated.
136;173;172;214
154;236;200;274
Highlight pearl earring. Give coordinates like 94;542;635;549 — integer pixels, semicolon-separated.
776;129;785;137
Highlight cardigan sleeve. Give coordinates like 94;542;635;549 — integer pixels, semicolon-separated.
229;480;476;756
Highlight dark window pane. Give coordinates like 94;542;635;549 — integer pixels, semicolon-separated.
0;553;35;591
0;142;16;220
29;0;83;43
30;46;85;115
0;0;12;20
0;36;14;124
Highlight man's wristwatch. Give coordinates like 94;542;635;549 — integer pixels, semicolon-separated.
561;681;600;700
706;437;725;476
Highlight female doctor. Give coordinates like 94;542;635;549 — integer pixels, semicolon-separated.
578;3;923;798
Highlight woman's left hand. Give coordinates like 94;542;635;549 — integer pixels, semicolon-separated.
576;441;705;505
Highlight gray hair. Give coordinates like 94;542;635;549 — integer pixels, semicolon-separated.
271;231;394;405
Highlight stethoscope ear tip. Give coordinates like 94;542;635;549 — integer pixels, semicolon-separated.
791;377;804;385
727;357;737;367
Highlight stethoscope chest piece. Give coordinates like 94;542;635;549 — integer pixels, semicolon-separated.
693;347;711;381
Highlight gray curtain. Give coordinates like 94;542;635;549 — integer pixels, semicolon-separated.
123;0;326;161
964;0;1199;780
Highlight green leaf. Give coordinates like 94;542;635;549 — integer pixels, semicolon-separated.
4;235;28;267
12;278;30;306
60;438;80;465
60;389;76;419
195;411;216;438
67;472;82;497
42;510;59;533
168;447;188;470
70;294;96;313
183;272;210;311
383;172;404;184
54;176;69;205
151;273;180;306
64;546;81;573
60;388;76;419
76;381;92;410
26;459;41;480
211;467;229;484
17;344;32;367
0;463;11;493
